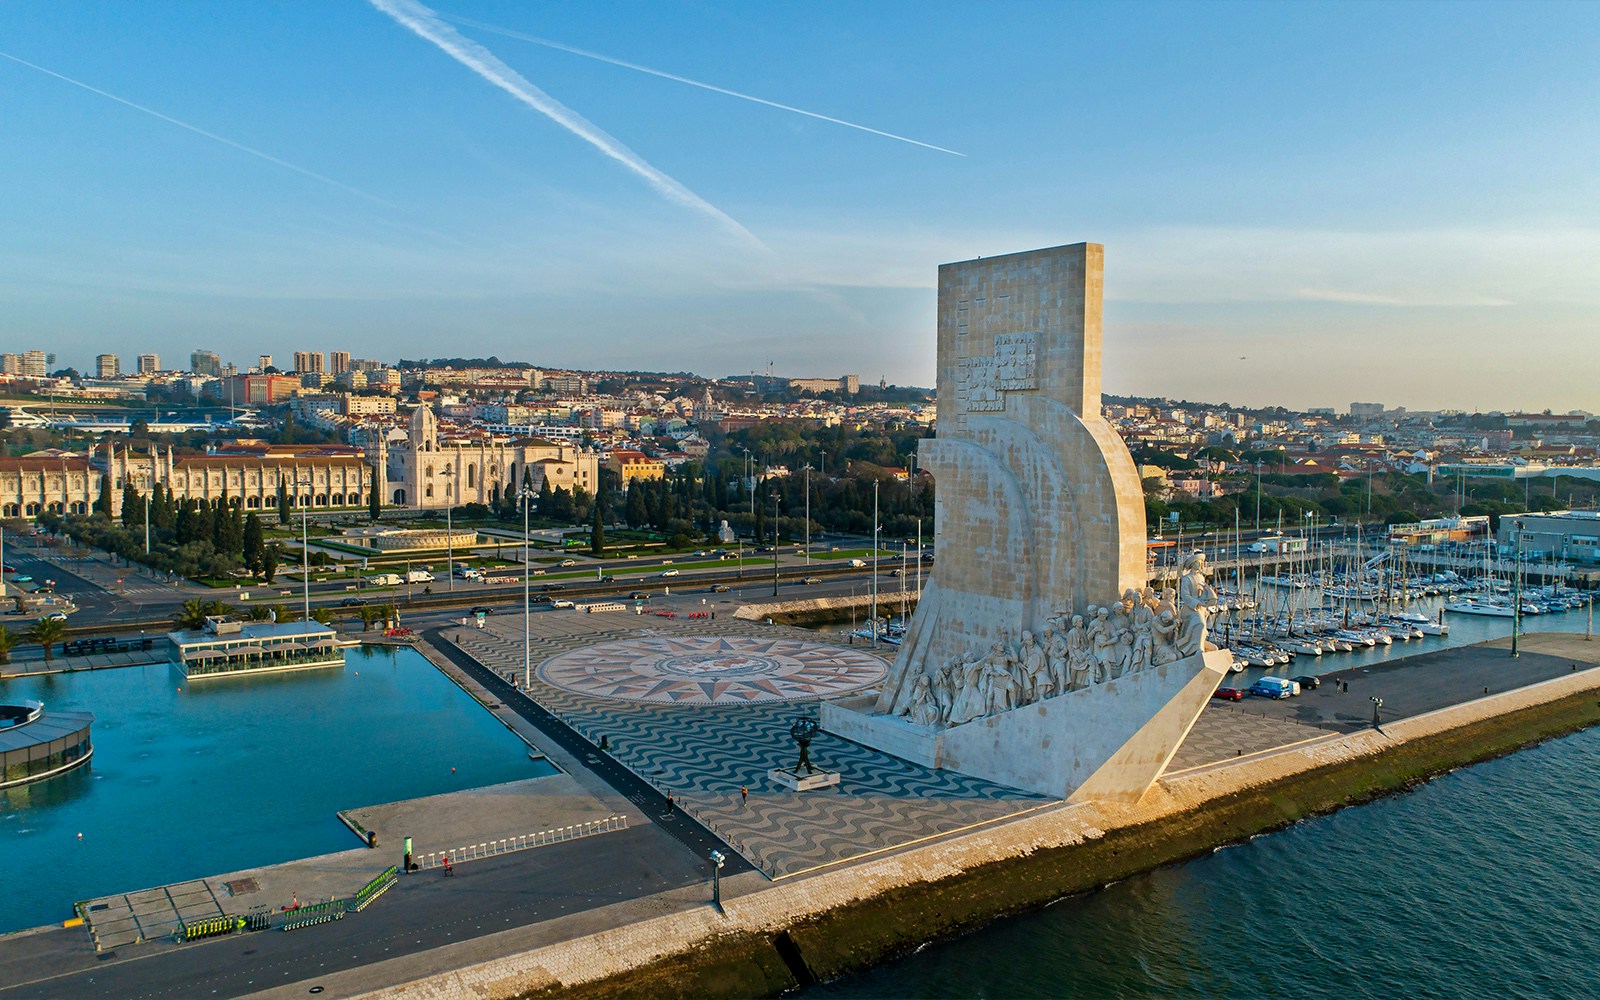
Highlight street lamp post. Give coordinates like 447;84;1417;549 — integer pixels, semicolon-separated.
1512;528;1523;658
442;466;456;592
298;473;312;623
871;480;879;648
771;489;780;597
521;486;535;688
709;849;725;910
801;463;812;566
1370;696;1384;729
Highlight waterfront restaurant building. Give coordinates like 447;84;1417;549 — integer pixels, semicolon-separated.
1;700;94;789
168;617;343;679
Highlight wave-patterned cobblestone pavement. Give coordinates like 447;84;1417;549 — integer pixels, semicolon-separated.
448;613;1054;877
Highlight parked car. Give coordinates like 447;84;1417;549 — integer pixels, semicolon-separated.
802;577;822;585
659;569;680;577
1291;675;1322;691
11;575;32;584
1212;687;1245;702
710;584;731;593
339;597;369;607
1249;677;1295;699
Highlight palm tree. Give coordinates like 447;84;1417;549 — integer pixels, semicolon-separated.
25;618;68;666
0;625;14;665
357;606;382;631
174;598;209;631
269;603;301;624
244;605;272;622
310;608;334;626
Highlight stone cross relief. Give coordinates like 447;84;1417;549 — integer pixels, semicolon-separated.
890;553;1222;729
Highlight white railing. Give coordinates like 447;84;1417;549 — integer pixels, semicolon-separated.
418;814;627;869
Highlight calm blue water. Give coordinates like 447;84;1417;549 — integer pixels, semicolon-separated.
0;646;553;933
809;661;1600;999
810;724;1600;998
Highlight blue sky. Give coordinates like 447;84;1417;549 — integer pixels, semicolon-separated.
2;0;1598;411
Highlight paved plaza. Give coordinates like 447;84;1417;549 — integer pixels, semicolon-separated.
452;612;1055;878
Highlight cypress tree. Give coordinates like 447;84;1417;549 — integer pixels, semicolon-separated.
94;476;113;519
590;502;605;555
369;467;381;521
121;483;141;529
277;483;290;525
243;512;265;572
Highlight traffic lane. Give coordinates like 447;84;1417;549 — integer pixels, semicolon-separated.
1;825;708;1000
0;550;121;620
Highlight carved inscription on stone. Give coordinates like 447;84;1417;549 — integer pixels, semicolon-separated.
957;355;1003;411
994;333;1037;391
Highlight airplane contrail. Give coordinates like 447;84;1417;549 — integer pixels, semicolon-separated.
440;12;965;158
371;0;759;246
0;50;388;205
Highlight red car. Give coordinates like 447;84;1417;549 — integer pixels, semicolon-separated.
1212;687;1245;702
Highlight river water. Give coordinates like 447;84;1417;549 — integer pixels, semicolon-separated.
0;646;551;934
808;601;1600;999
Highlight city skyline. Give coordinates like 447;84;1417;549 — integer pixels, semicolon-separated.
3;2;1598;411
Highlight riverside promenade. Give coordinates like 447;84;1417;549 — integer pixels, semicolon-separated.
2;631;1597;999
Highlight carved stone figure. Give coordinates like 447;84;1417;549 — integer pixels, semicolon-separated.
1151;608;1180;663
907;674;941;727
1176;552;1219;655
1066;614;1094;689
948;657;989;726
1109;629;1134;679
1044;625;1069;695
933;658;962;722
1089;607;1118;683
1018;630;1047;704
983;643;1018;716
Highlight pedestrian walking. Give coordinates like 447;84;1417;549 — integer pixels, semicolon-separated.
442;855;453;877
741;785;748;806
666;791;674;813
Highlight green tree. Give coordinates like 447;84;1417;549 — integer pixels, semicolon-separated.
261;543;281;584
269;603;301;624
0;625;14;665
243;512;265;572
277;483;290;525
590;502;606;555
120;483;141;529
357;605;382;631
93;476;113;518
25;617;68;665
625;487;647;528
369;470;382;521
310;607;334;625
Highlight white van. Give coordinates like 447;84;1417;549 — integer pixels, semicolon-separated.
405;570;435;584
849;559;867;568
368;573;402;586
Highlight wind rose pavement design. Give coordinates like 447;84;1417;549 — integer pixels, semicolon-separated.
538;636;888;705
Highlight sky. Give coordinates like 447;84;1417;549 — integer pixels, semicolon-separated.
2;0;1599;412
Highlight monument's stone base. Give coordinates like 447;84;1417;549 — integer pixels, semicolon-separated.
768;767;842;792
822;648;1232;802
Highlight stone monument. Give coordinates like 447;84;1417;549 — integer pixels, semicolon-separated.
821;243;1231;803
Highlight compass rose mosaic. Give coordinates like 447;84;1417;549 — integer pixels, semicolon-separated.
537;636;889;705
